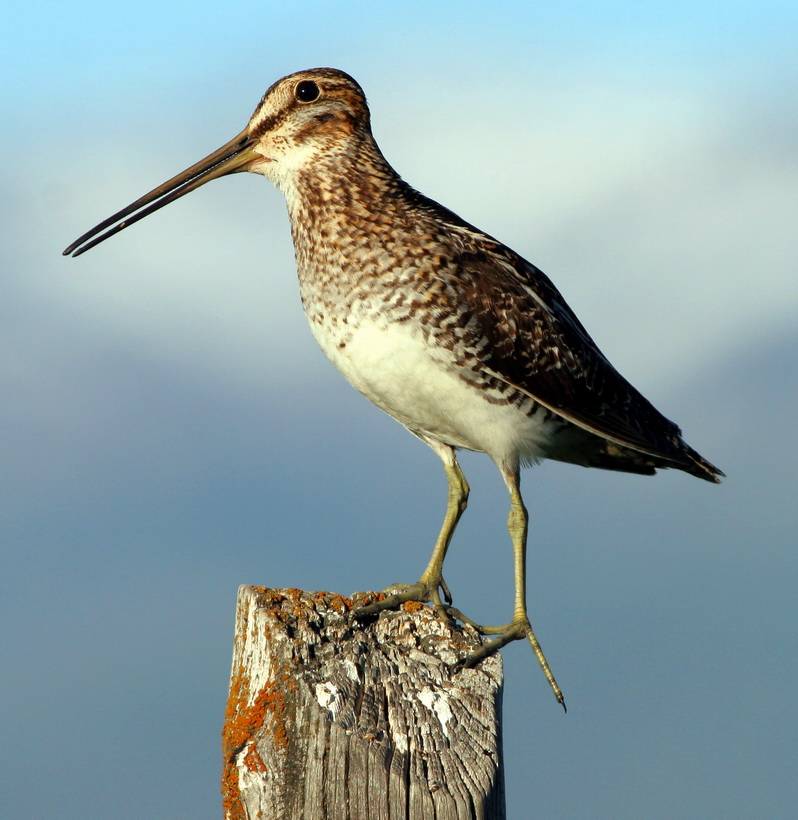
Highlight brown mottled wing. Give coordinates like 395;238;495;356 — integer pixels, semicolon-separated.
402;185;719;479
455;245;693;464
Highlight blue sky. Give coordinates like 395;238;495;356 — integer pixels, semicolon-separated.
3;2;798;818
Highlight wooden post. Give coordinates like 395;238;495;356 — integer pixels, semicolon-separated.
222;586;505;820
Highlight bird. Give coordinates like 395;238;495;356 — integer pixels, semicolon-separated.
64;67;723;708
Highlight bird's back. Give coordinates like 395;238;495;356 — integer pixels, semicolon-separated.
414;188;722;481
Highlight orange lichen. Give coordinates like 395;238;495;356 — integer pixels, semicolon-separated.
222;663;293;817
280;670;298;694
403;600;426;613
221;663;252;820
243;741;267;773
328;592;353;613
256;681;290;747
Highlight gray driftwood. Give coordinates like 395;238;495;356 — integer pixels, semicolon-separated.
222;585;505;820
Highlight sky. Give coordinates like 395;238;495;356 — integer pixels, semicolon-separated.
3;2;798;817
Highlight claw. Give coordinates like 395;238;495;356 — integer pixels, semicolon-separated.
354;582;433;619
354;577;453;620
452;613;566;712
439;576;453;606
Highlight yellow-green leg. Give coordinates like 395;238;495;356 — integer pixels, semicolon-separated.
354;447;564;710
356;443;469;618
455;464;565;710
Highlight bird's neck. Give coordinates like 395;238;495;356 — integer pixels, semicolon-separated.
280;143;421;273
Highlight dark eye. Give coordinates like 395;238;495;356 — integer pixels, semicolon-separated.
295;81;320;102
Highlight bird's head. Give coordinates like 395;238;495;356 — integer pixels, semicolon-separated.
248;68;372;182
63;68;372;257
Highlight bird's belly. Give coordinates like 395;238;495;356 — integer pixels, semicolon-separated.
310;318;557;463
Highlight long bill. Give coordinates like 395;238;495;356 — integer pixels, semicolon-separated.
63;128;260;257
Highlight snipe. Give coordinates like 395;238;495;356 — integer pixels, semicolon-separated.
65;68;723;709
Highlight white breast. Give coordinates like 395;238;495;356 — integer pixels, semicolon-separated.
309;315;557;465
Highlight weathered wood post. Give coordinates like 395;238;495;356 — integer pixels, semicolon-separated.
222;586;506;820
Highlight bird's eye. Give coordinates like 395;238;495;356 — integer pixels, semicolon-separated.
295;81;320;103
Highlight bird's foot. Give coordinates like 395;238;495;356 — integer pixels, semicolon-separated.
354;576;453;622
447;609;566;712
355;593;565;710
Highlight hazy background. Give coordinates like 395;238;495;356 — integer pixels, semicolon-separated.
3;2;797;817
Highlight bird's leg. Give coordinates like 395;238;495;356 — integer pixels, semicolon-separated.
356;445;469;619
415;455;469;612
459;465;565;710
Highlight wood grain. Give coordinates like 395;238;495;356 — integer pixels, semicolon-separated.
222;586;505;819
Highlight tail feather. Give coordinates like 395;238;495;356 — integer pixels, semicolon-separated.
682;446;724;484
576;437;724;483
